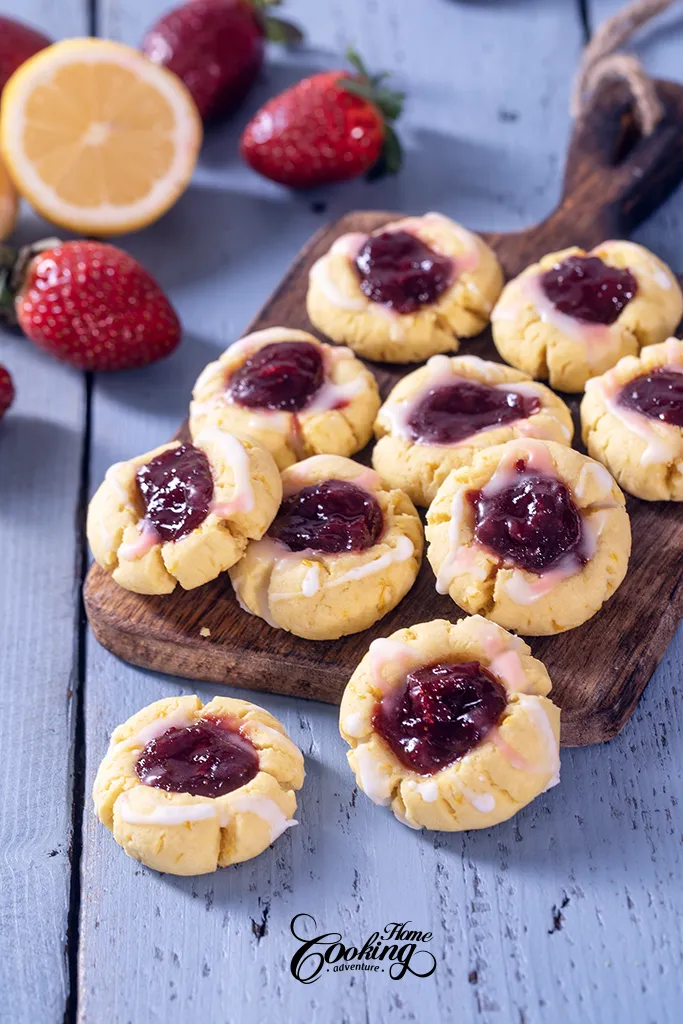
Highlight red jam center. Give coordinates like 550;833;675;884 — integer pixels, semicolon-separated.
135;718;259;798
227;341;324;412
407;379;541;445
136;443;214;543
541;255;638;325
373;661;507;775
355;230;454;315
617;367;683;427
469;460;584;573
268;478;383;554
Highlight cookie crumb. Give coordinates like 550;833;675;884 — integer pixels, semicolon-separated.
200;627;211;638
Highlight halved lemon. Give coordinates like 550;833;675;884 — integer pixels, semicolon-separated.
0;153;18;240
0;38;202;236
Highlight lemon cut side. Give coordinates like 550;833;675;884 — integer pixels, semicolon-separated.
0;38;202;236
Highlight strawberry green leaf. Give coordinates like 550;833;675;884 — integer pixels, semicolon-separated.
341;49;404;123
346;47;370;83
264;16;304;44
366;124;403;181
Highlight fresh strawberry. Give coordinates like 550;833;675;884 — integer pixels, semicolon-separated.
240;49;404;188
0;240;181;372
142;0;301;122
0;16;51;97
0;364;14;418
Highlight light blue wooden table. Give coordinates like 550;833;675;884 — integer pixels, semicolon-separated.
1;1;681;1021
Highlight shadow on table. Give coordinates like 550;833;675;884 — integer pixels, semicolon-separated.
93;330;221;421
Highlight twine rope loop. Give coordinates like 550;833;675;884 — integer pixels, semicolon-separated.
572;0;677;135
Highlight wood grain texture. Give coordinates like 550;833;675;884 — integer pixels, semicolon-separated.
71;2;683;1024
85;73;683;747
0;6;89;1023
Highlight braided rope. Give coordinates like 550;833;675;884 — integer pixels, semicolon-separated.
572;0;677;134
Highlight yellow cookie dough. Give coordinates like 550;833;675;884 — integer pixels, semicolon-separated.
306;212;504;363
373;353;573;507
491;241;683;392
340;616;560;831
87;430;281;595
426;439;631;635
581;337;683;501
230;454;423;640
93;695;305;875
189;327;380;470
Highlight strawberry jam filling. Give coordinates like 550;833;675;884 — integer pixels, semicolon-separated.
373;661;507;775
268;478;383;553
617;367;683;427
407;379;541;445
541;255;637;325
136;443;214;542
227;341;324;411
469;459;584;573
135;718;259;798
355;230;454;314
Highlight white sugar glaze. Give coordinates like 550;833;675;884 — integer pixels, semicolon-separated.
301;563;321;597
243;722;301;762
196;329;367;428
412;779;439;803
368;637;423;695
488;727;531;772
473;618;531;693
330;536;414;587
118;518;160;562
586;347;683;466
117;791;217;827
225;795;297;841
381;355;550;445
194;428;255;516
435;488;487;593
354;745;393;806
515;694;561;778
313;214;483;320
574;461;615;502
281;459;381;498
392;806;422;829
309;252;367;311
117;789;297;841
342;711;370;739
492;264;625;368
133;708;196;747
436;441;611;602
456;784;495;814
303;376;365;414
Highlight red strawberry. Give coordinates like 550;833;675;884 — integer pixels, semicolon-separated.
240;50;404;188
0;364;14;418
0;240;181;372
142;0;301;122
0;16;51;97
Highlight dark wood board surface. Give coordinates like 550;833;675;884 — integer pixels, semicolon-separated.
84;78;683;747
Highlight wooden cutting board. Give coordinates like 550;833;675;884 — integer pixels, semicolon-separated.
84;78;683;747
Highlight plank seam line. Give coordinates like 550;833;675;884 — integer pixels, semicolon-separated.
62;361;93;1024
64;15;99;1022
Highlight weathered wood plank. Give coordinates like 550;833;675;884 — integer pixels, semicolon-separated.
77;2;615;1023
0;4;89;1022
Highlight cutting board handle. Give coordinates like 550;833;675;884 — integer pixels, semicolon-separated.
493;77;683;275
